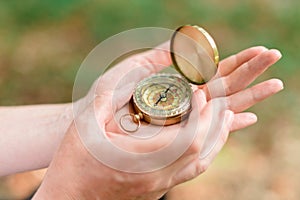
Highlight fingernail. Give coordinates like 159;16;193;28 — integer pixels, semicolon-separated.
248;113;258;122
257;46;269;51
271;78;284;90
278;79;284;90
269;49;282;59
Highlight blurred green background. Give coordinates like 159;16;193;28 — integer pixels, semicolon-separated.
0;0;299;199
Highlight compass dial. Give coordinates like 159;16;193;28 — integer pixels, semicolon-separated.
133;73;192;125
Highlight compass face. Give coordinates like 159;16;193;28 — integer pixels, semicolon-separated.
133;73;192;123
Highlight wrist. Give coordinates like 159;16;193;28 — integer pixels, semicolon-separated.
56;103;74;135
33;125;103;200
0;103;75;175
33;177;77;200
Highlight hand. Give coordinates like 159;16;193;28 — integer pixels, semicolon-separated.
34;43;283;200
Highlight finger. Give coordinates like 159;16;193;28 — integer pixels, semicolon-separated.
231;112;257;132
183;96;229;158
203;49;282;99
223;49;282;95
113;41;172;76
181;91;215;156
98;41;172;90
198;110;233;164
193;89;207;111
172;110;234;184
217;46;268;77
227;78;284;113
91;82;136;123
169;156;200;185
93;42;172;113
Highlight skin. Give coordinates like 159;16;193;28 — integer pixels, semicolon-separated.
0;103;73;176
0;42;283;200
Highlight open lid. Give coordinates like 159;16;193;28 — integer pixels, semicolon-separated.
170;25;219;85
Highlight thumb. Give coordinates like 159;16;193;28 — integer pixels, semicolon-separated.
112;82;136;112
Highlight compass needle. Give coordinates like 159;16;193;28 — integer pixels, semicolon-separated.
154;96;163;106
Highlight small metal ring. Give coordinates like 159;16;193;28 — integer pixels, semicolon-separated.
119;113;141;133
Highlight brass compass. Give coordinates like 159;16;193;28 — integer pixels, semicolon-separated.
120;25;219;132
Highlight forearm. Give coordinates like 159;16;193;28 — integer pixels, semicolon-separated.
0;103;73;176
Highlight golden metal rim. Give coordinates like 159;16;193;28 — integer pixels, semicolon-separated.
170;25;219;85
192;25;219;65
133;104;192;126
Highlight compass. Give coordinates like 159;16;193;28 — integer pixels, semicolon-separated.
132;73;192;126
120;25;219;133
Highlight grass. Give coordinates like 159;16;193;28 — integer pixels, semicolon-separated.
0;0;299;199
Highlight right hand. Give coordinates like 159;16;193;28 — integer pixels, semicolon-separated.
34;43;283;200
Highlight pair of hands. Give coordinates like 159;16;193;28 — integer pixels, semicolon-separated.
34;43;283;200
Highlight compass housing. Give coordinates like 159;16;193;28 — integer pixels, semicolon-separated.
132;73;192;125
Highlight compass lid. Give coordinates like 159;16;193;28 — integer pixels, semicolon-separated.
170;25;219;85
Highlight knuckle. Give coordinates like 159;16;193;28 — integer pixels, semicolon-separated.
113;174;155;196
188;141;201;155
225;76;235;95
222;131;229;144
135;178;157;195
197;158;210;174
